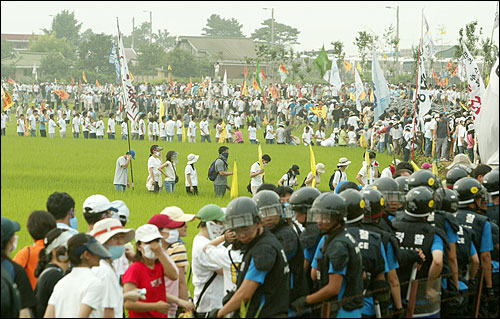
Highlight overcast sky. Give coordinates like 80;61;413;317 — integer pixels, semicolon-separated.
1;1;498;56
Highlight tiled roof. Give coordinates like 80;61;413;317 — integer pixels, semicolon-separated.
177;36;257;61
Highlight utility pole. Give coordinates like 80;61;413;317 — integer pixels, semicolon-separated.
144;10;152;44
132;17;135;49
263;7;275;82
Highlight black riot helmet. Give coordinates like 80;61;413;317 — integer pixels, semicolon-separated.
405;186;435;217
339;188;364;223
483;170;499;197
360;187;386;221
289;187;321;213
435;188;459;213
408;170;439;190
395;176;409;195
253;190;283;218
372;177;404;204
446;167;469;188
453;177;486;206
223;197;260;230
308;193;346;224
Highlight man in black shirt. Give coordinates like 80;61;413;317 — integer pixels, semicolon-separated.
434;113;450;161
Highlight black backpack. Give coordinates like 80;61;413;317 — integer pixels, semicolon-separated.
328;169;341;191
208;159;219;181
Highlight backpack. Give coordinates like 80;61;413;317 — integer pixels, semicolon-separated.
328;169;341;191
208;159;219;181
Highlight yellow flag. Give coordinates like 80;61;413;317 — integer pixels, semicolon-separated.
3;89;15;111
230;160;239;198
182;122;186;142
159;99;164;117
218;121;227;143
459;101;469;112
486;75;490;86
309;145;317;188
431;139;436;158
359;132;368;148
350;92;356;101
168;65;172;71
344;60;353;73
410;160;420;171
129;72;134;82
356;63;362;73
258;144;264;169
384;52;387;59
432;160;439;176
263;115;268;125
310;106;327;119
365;150;371;176
369;87;374;102
82;71;87;83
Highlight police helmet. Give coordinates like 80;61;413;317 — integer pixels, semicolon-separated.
360;187;385;220
223;197;260;230
435;188;459;213
408;170;438;190
253;190;283;219
446;167;469;188
339;188;364;223
483;170;499;196
308;193;346;224
395;176;409;195
289;187;321;213
405;186;435;217
453;177;485;206
372;177;404;204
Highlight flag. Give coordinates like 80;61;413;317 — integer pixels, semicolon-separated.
384;52;387;59
159;98;165;117
96;79;100;88
256;60;264;92
222;70;228;97
328;56;342;92
310;105;328;119
185;78;193;93
230;160;239;198
364;151;371;184
476;57;499;165
53;90;70;100
462;44;485;125
356;63;362;73
241;79;248;97
279;63;289;82
8;78;15;85
372;50;391;122
369;87;374;102
167;65;172;71
3;89;14;111
129;72;134;82
244;63;248;77
71;77;75;86
354;64;366;112
416;53;432;129
109;43;121;79
258;144;264;169
313;46;331;79
432;69;439;83
79;79;82;88
218;121;227;143
432;160;439;176
169;73;174;87
260;68;267;81
410;160;421;172
344;60;353;73
309;145;317;188
297;81;302;98
182;123;186;142
422;14;435;58
32;63;37;82
263;115;268;125
117;20;139;122
359;132;368;148
252;77;260;91
82;72;87;83
494;2;499;29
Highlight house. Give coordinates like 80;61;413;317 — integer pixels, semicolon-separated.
124;47;138;67
176;36;263;80
1;51;63;81
1;33;36;51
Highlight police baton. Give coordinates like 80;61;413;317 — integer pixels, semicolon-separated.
321;301;330;318
406;262;419;318
473;268;484;318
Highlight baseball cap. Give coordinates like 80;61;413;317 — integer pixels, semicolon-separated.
150;145;163;153
197;204;225;222
135;224;163;243
126;150;136;160
1;216;20;244
83;194;118;214
148;214;184;229
291;164;300;175
109;200;130;224
160;206;196;222
90;218;135;245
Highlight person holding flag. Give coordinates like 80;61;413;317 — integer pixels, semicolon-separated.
249;154;271;195
356;151;379;188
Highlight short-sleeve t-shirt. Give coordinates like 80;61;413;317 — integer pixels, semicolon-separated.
13;239;45;289
250;161;264;187
114;155;128;186
122;261;168;318
214;157;228;186
34;264;64;318
185;164;198;187
148;156;162;182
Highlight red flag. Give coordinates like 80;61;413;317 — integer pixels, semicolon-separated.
79;79;82;88
446;60;453;70
452;66;459;77
119;100;123;113
8;78;16;85
297;81;302;98
169;73;174;87
82;72;87;83
260;68;267;81
54;90;70;100
41;100;45;111
440;78;446;87
71;77;75;86
96;79;100;88
184;78;193;93
403;103;408;117
244;63;248;77
262;93;267;105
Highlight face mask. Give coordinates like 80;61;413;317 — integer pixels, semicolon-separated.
172;156;179;164
222;152;229;160
69;215;78;230
57;254;69;262
107;245;126;260
155;152;160;157
166;229;179;244
206;221;224;240
142;244;156;259
12;234;18;251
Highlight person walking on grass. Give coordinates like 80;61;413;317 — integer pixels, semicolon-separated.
158;150;179;194
212;146;233;197
114;150;135;192
185;153;199;195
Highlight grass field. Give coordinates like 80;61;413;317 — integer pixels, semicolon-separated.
1;116;397;288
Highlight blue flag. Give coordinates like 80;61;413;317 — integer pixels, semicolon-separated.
109;43;120;79
372;50;391;122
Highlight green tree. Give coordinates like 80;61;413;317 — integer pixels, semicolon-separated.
165;48;211;78
354;31;377;76
201;14;245;37
29;34;76;60
455;20;483;58
39;54;72;82
481;39;499;79
122;22;152;49
43;10;82;44
382;25;398;79
76;31;115;83
251;19;300;47
154;29;176;50
1;39;14;59
136;43;167;75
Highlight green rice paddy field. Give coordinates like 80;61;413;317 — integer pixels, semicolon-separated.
1;118;397;277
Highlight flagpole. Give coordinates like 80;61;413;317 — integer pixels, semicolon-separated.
482;2;498;78
412;9;424;161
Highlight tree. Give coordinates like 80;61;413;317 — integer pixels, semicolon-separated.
251;19;300;48
1;39;14;59
136;43;167;75
201;14;245;37
122;22;152;49
455;20;483;58
165;48;211;78
29;34;76;60
39;54;72;83
43;10;82;44
481;39;499;79
154;29;176;50
354;31;377;76
382;25;399;79
76;31;115;83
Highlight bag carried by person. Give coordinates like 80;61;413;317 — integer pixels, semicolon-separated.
208;159;219;181
328;169;341;191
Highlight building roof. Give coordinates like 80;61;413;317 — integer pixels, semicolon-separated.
1;51;63;68
1;33;36;41
177;36;257;61
124;48;137;61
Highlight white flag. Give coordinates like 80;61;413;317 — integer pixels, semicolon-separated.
494;2;499;29
222;70;228;97
416;54;431;130
117;20;139;122
462;44;485;126
372;50;391;122
422;14;435;59
354;64;365;112
477;57;498;165
32;63;37;82
329;56;342;93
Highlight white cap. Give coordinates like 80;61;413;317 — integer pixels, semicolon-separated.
83;194;116;214
109;200;130;224
160;206;196;222
337;157;351;166
135;224;163;243
187;154;199;165
90;218;135;245
316;163;326;174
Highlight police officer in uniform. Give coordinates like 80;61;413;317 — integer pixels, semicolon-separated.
454;177;495;312
483;169;499;225
392;186;446;318
291;193;364;318
339;188;391;317
371;177;405;222
253;190;309;313
445;166;469;189
394;176;409;196
212;197;289;318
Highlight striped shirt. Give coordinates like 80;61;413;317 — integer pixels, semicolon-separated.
167;241;189;269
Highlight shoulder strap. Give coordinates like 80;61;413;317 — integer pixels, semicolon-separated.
195;272;218;310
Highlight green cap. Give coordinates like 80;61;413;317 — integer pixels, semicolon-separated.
197;204;225;222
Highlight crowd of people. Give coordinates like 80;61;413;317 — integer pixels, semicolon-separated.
2;152;498;318
2;78;481;164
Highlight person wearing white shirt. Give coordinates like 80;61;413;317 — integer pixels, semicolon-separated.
215;120;223;141
48;114;57;138
17;114;26;136
225;122;233;141
121;121;128;140
249;154;271;194
347;113;359;128
456;118;466;154
138;116;146;140
315;126;326;146
29;110;38;137
130;119;139;140
423;116;434;157
356;151;379;187
1;111;8;136
176;115;183;141
276;123;286;144
330;157;350;190
248;121;257;144
89;117;97;139
96;116;105;139
107;114;116;139
188;117;197;143
72;113;80;138
265;119;276;144
185;153;199;195
347;126;357;147
166;117;176;142
302;126;313;146
148;119;154;141
152;118;159;141
159;116;167;141
390;123;403;155
199;115;211;143
57;114;67;138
